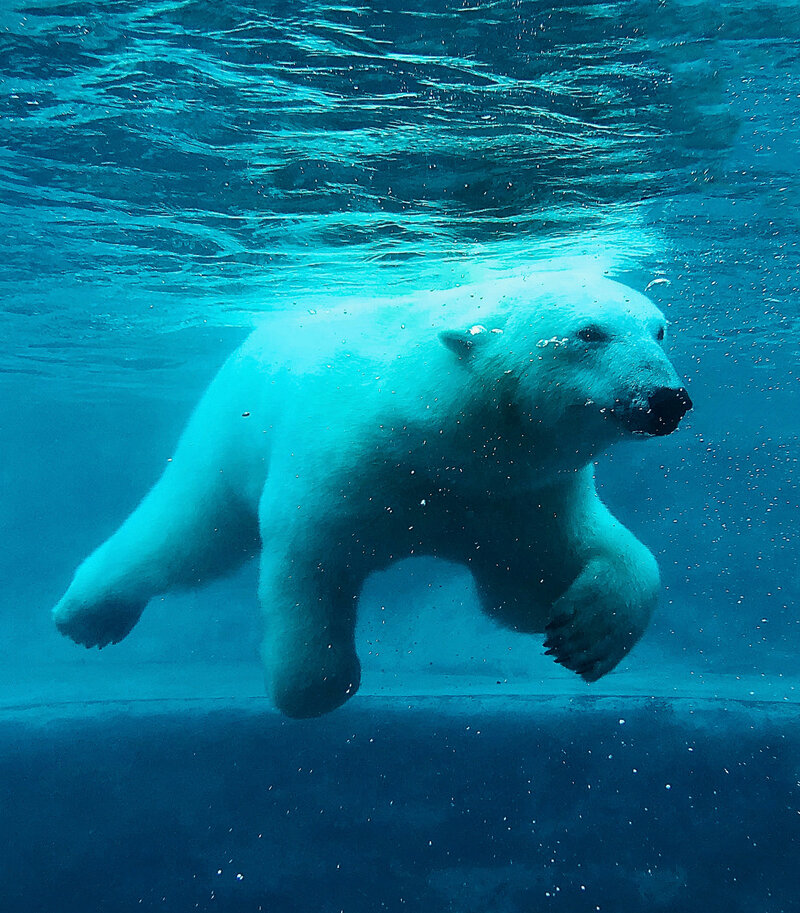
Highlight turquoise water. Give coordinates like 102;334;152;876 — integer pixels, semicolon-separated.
1;1;799;910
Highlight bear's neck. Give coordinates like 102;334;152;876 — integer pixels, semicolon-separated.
370;340;610;495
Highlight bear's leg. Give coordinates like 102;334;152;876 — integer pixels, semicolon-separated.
53;464;260;648
541;539;660;681
540;476;661;681
475;537;658;682
258;547;362;719
473;472;660;682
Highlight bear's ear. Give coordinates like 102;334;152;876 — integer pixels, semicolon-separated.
439;325;499;360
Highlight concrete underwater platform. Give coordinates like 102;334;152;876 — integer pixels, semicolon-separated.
1;691;798;913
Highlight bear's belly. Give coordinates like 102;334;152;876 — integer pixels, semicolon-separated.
331;479;574;612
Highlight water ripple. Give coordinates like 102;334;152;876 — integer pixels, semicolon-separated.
1;0;798;372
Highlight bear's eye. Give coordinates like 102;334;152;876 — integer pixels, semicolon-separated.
656;326;665;341
577;325;608;343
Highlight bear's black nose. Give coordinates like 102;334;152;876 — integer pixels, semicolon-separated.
645;386;693;436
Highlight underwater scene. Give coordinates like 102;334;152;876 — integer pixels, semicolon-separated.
1;0;799;910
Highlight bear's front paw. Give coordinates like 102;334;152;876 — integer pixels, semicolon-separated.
543;606;635;682
543;566;655;682
270;654;362;719
53;595;145;649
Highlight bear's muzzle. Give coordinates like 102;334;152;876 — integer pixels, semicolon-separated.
625;386;693;437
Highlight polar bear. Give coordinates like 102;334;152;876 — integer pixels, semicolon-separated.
53;270;691;717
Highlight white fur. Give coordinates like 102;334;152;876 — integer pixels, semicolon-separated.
53;271;684;716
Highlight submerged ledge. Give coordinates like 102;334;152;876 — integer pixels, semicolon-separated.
1;691;798;913
2;690;800;723
1;657;798;717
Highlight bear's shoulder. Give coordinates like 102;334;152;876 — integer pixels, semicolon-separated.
236;279;515;370
233;269;654;373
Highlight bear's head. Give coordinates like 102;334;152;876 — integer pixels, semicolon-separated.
440;272;692;470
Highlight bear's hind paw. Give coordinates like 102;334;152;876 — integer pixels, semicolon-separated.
53;596;145;649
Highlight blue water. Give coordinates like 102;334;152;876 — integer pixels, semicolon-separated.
1;1;799;910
